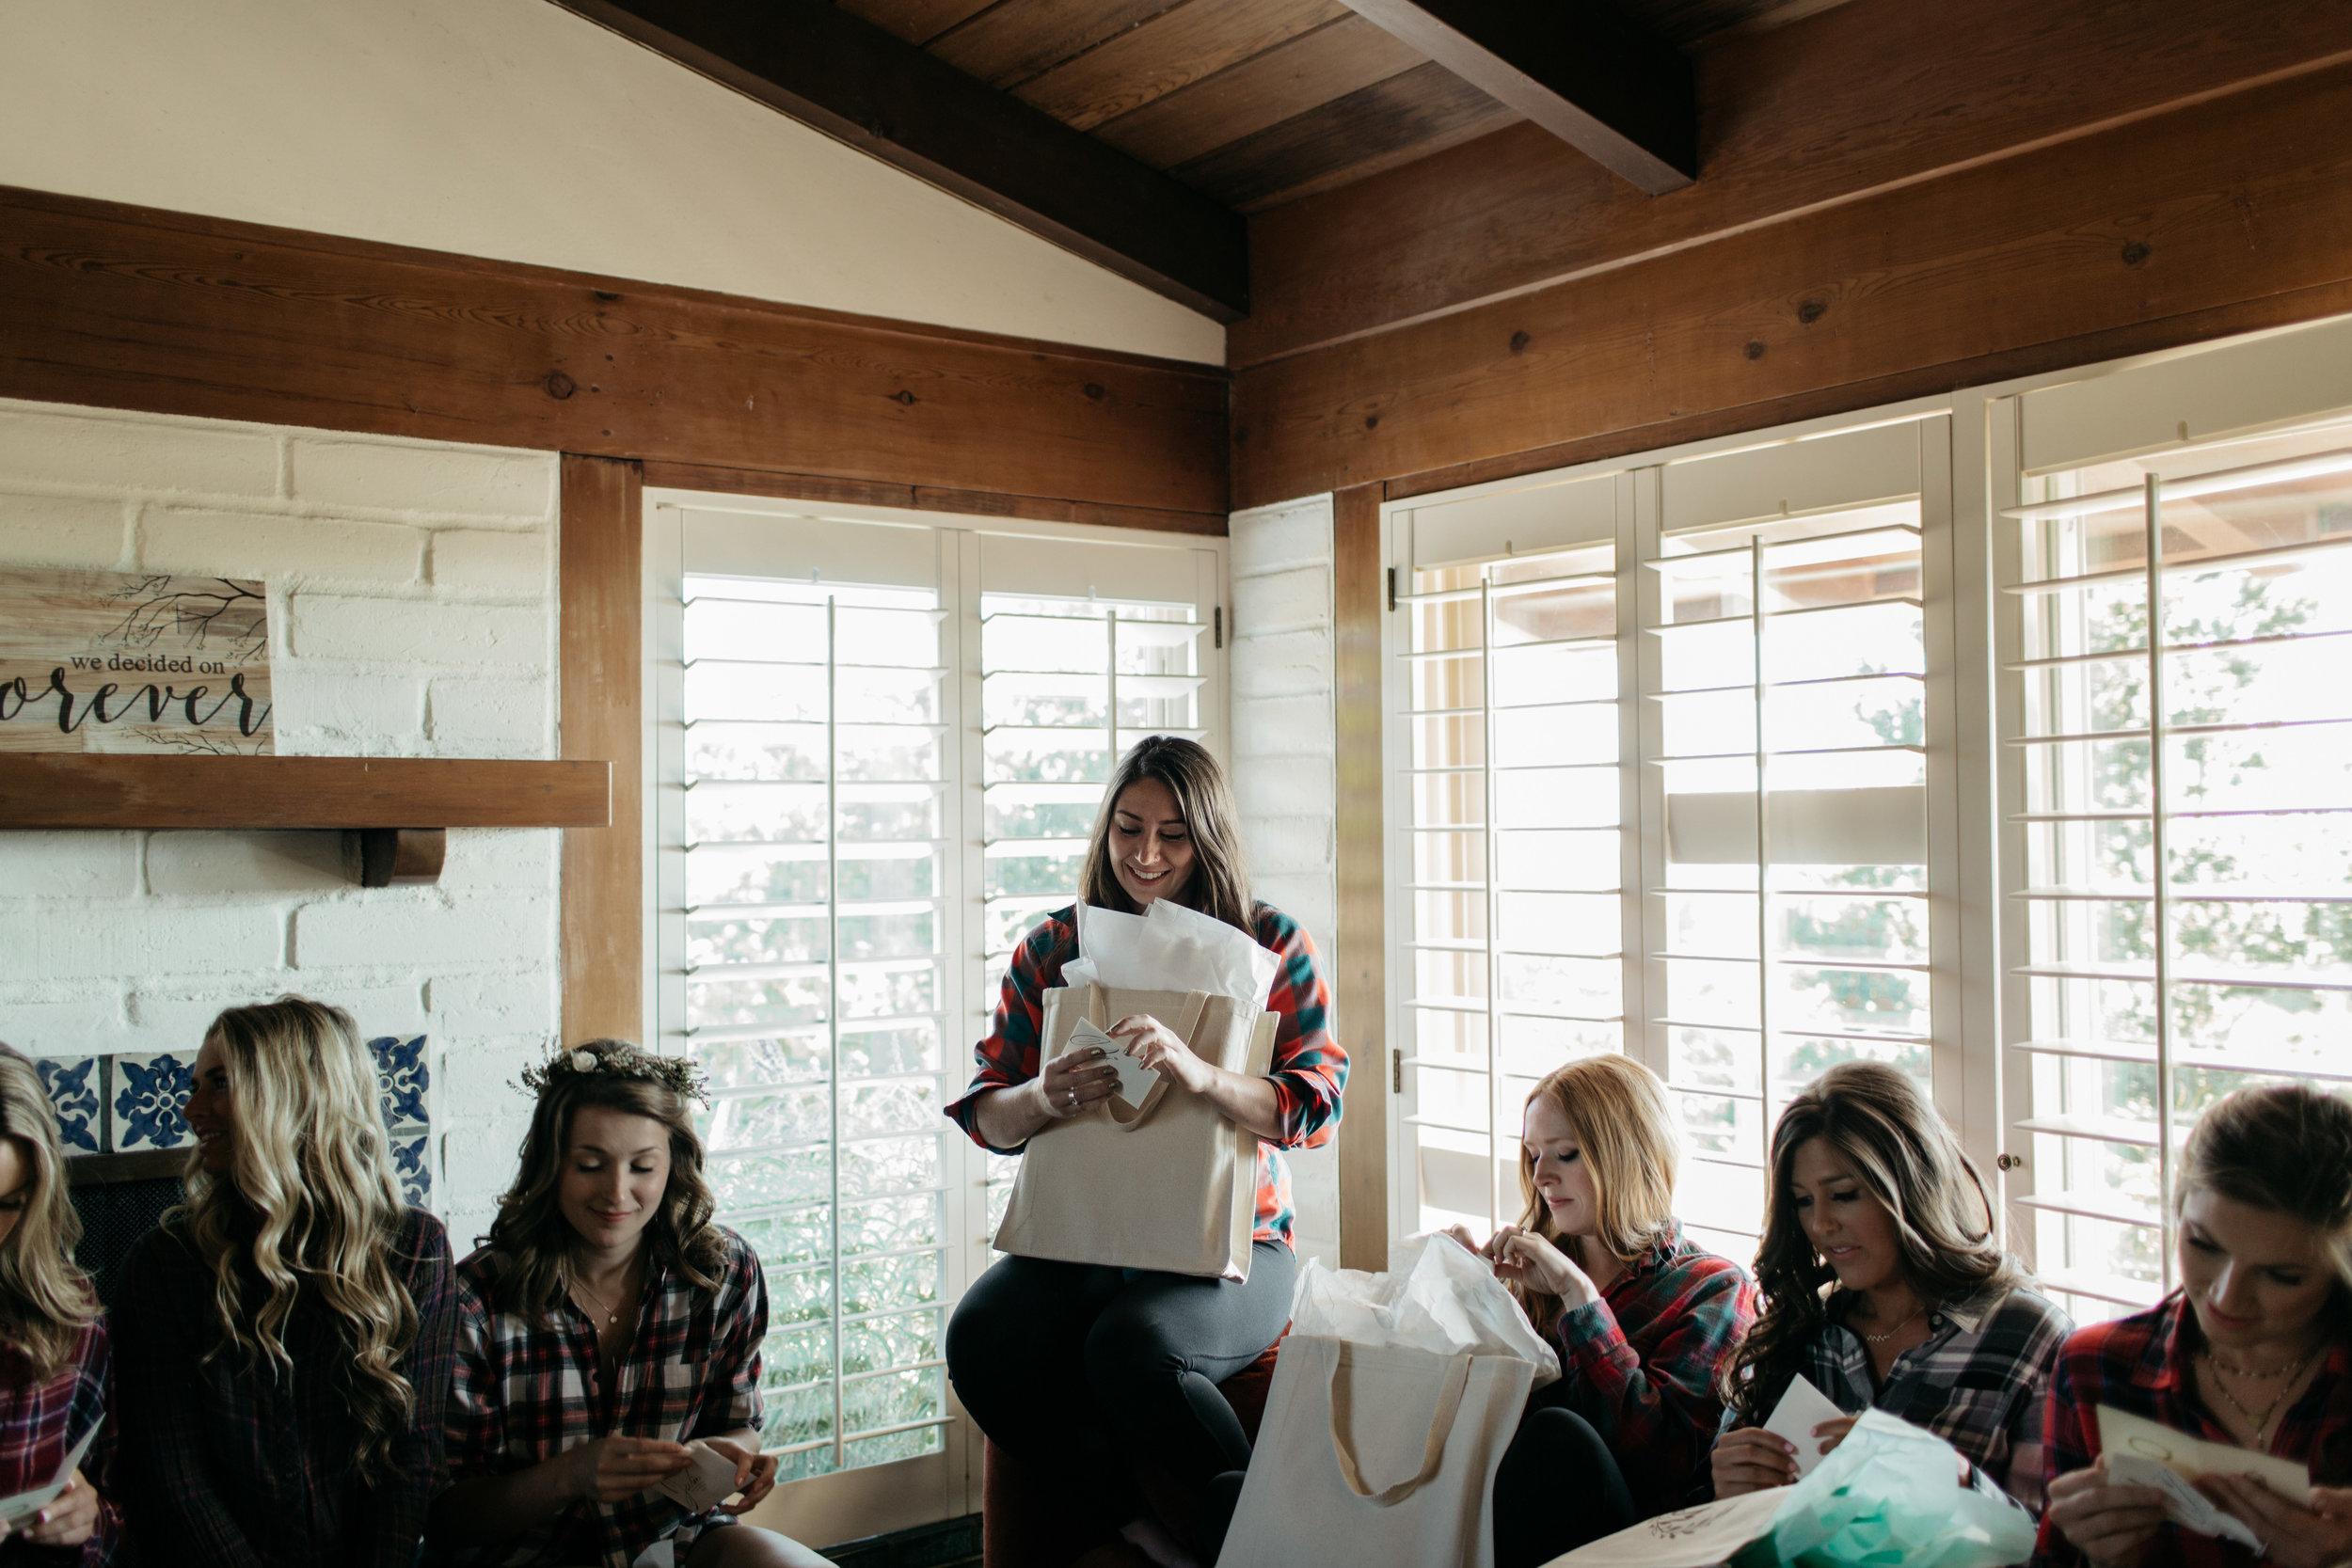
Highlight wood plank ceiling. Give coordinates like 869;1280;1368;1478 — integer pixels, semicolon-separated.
839;0;1851;212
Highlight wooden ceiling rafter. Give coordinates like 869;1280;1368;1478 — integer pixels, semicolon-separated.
1332;0;1694;192
548;0;1250;320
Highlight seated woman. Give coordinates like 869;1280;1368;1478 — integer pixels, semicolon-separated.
943;735;1346;1568
428;1039;834;1568
113;996;455;1566
0;1043;120;1563
1711;1060;2072;1510
2038;1084;2352;1568
1454;1053;1758;1568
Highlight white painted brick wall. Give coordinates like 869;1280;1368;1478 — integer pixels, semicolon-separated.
0;397;561;1247
1229;495;1342;1267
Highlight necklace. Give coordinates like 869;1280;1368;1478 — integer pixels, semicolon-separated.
2206;1346;2307;1380
570;1262;638;1328
2201;1344;2321;1443
1855;1300;1930;1344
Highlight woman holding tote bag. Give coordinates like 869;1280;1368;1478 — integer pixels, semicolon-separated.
1710;1061;2072;1511
944;736;1346;1568
1449;1054;1759;1568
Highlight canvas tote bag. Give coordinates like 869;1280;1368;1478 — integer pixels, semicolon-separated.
1218;1238;1558;1568
992;983;1277;1280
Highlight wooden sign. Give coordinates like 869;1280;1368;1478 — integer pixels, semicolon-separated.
0;569;273;753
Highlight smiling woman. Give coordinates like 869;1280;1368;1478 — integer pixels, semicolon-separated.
1712;1061;2073;1512
942;736;1346;1567
427;1039;837;1568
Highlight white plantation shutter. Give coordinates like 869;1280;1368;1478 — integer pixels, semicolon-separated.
1389;420;1955;1261
649;498;1223;1517
1998;416;2352;1322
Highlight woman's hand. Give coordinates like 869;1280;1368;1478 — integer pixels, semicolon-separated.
1808;1414;1859;1459
1712;1428;1800;1497
564;1435;692;1503
2042;1457;2166;1568
1483;1223;1596;1309
1036;1043;1123;1118
703;1435;779;1515
18;1468;96;1546
1111;1014;1216;1096
2201;1475;2352;1568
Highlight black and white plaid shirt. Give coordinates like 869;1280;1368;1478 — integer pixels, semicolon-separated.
1795;1280;2073;1511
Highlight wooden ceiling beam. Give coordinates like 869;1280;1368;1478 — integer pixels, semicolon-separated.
548;0;1249;321
1334;0;1693;192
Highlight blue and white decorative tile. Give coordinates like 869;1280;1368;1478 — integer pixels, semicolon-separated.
110;1053;195;1152
34;1058;102;1155
389;1130;431;1208
369;1036;428;1133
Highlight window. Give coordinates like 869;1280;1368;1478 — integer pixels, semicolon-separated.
2000;412;2352;1323
1389;420;1952;1259
648;499;1223;1523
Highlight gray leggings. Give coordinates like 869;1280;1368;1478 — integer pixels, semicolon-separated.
945;1242;1296;1506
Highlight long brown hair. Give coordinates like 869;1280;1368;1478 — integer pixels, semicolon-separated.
1723;1061;2016;1425
1078;735;1254;933
1511;1054;1679;1340
0;1045;97;1377
483;1038;724;1321
2178;1084;2352;1308
182;997;420;1477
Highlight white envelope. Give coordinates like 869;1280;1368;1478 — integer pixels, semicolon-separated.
649;1439;741;1515
1547;1490;1786;1566
0;1422;97;1528
2104;1451;2265;1551
2095;1404;2312;1550
1762;1373;1849;1479
1056;1017;1161;1104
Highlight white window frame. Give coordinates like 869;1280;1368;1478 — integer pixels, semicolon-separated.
1376;309;2352;1289
641;489;1229;1544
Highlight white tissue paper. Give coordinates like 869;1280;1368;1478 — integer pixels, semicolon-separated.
1062;898;1280;1005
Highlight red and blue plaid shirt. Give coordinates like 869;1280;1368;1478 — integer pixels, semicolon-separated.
2032;1293;2352;1567
1549;1221;1758;1519
0;1319;119;1568
945;902;1346;1247
443;1229;768;1568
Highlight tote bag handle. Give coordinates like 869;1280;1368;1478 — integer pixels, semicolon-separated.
1327;1343;1473;1505
1090;988;1210;1131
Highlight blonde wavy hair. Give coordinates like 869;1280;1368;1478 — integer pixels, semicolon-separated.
180;996;420;1477
0;1044;98;1378
1512;1054;1680;1339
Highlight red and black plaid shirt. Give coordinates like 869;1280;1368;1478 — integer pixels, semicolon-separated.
2033;1293;2352;1568
0;1319;119;1568
444;1229;768;1568
1547;1222;1758;1518
945;902;1346;1246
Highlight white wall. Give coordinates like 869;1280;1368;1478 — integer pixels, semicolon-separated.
1228;496;1341;1265
0;397;557;1247
0;0;1222;367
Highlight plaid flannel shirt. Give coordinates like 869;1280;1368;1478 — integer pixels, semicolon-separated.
443;1228;768;1568
1722;1280;2073;1512
2031;1294;2352;1568
113;1207;455;1568
944;902;1345;1247
1547;1222;1757;1518
0;1320;119;1568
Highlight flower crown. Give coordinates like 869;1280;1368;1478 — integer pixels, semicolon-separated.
516;1043;709;1105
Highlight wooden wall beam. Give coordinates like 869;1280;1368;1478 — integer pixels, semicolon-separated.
0;186;1229;520
1234;0;2352;367
549;0;1248;322
1333;481;1390;1270
1335;0;1692;193
638;460;1225;535
560;454;644;1046
1233;56;2352;507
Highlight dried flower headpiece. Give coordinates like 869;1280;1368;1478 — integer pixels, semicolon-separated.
516;1042;709;1105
